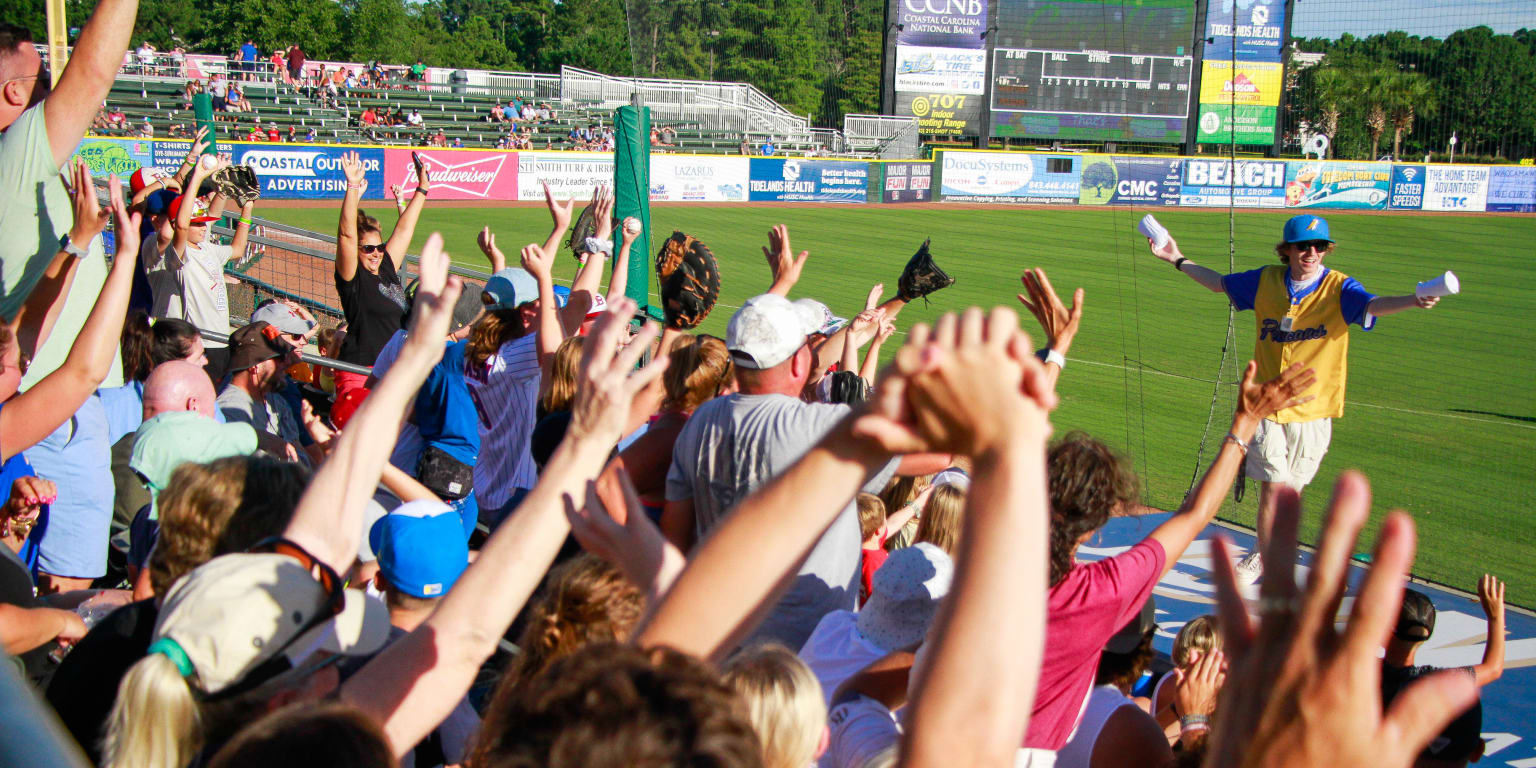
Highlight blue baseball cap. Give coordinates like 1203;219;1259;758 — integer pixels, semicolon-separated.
1282;215;1333;244
144;188;180;217
481;267;539;312
368;500;469;598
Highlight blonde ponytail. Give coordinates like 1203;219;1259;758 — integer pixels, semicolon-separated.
101;653;202;768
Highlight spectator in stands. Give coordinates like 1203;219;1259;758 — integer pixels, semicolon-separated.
267;122;280;142
136;116;153;138
344;69;358;90
451;136;463;148
239;39;258;79
286;124;297;142
433;128;447;147
167;122;187;138
1054;599;1179;768
761;138;776;156
304;126;317;142
334;151;431;401
208;72;229;113
269;48;286;81
660;125;677;145
245;120;264;141
181;79;201;110
740;138;752;155
360;106;378;127
490;102;504;122
411;59;426;82
135;41;156;74
408;108;425;128
107;106;127;130
217;321;312;462
286;44;306;82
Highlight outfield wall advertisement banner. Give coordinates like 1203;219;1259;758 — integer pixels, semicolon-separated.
649;156;749;202
882;162;933;203
748;159;869;203
1203;0;1286;61
1421;166;1490;212
234;144;385;199
890;0;987;136
1196;104;1277;145
1078;156;1182;206
1388;165;1426;210
74;138;155;179
516;152;613;201
1486;166;1536;213
939;152;1082;204
893;0;987;47
385;148;518;201
1195;60;1282;145
1284;161;1390;210
1178;159;1287;207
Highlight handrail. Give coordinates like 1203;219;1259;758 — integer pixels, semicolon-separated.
197;329;374;376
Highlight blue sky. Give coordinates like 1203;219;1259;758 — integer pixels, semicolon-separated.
1292;0;1536;39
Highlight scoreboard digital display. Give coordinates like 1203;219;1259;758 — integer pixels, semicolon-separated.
990;0;1197;142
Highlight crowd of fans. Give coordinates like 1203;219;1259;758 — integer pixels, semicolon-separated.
0;4;1515;768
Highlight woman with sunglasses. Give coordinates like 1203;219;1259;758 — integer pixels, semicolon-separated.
334;150;431;401
1147;213;1441;586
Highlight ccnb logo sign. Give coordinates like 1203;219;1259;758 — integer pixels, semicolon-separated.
76;141;141;177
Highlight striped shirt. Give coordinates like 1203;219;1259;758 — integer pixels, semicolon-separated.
465;333;541;509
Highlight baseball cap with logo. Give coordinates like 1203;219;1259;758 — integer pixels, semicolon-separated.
144;188;180;217
794;297;845;336
147;550;390;696
726;293;821;370
130;167;167;196
481;267;539;312
227;321;295;372
1282;214;1333;244
1394;588;1436;642
855;542;954;652
169;193;219;224
250;301;315;337
368;500;469;598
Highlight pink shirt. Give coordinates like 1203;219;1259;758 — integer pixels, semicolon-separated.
1025;538;1165;750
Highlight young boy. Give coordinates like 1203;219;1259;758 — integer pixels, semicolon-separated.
856;491;925;606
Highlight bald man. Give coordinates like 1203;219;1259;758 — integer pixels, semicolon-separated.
108;360;217;561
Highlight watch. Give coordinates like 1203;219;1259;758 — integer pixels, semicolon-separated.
60;234;89;259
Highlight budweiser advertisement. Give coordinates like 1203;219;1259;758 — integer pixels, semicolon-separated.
384;148;520;201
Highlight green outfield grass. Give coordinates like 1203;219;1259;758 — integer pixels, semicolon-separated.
261;202;1536;603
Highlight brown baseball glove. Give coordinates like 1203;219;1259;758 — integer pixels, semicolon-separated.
656;231;722;330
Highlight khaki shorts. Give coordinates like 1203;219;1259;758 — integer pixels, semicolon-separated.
1245;418;1332;489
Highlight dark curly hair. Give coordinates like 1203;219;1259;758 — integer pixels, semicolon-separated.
1047;432;1140;587
151;317;203;367
473;642;762;768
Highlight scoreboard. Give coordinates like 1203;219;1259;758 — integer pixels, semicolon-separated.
992;49;1193;118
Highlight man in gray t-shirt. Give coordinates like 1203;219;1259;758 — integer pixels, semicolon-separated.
664;294;943;651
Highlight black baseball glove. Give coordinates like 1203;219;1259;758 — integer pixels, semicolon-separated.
897;238;954;302
656;231;722;330
211;164;261;208
567;202;599;262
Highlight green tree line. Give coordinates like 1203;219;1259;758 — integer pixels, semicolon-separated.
1291;27;1536;161
16;0;882;128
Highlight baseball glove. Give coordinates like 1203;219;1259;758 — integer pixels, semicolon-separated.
211;164;261;207
567;202;598;261
897;238;954;302
656;231;722;330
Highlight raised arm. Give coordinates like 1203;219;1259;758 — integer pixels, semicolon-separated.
518;243;565;370
2;180;140;463
1149;236;1225;293
1473;574;1506;687
13;162;97;359
173;156;225;256
1366;294;1439;317
609;217;640;302
282;234;460;572
1147;361;1316;576
226;199;255;262
560;188;613;332
336;151;367;281
859;318;895;383
567;462;687;607
763;224;809;297
382;152;431;270
343;302;667;758
839;309;884;378
538;181;575;260
42;0;140;167
1016;268;1082;392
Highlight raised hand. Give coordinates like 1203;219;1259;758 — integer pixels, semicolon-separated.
620;216;641;247
564;464;684;601
847;308;885;343
1173;649;1225;720
567;298;668;446
1479;574;1505;623
477;227;507;272
67;161;111;245
108;174;142;262
1148;234;1184;263
763;224;809;295
519;242;554;282
339;150;367;189
1204;473;1479;768
865;282;884;311
592;185;615;241
1016;268;1082;352
542;180;574;230
1237;361;1316;423
187;124;212;161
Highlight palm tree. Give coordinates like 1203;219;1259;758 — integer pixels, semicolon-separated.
1360;66;1395;160
1387;71;1435;160
1309;67;1353;159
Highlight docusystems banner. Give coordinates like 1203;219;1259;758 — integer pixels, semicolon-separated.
882;161;934;203
1078;156;1181;206
1387;165;1426;210
1283;161;1390;210
748;158;869;203
386;148;518;201
939;152;1082;204
1485;166;1536;213
1421;165;1490;212
516;151;614;201
73;138;155;178
233;144;385;199
1177;158;1287;207
649;156;749;202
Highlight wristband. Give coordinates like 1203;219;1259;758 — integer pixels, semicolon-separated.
346;182;363;190
1173;257;1189;272
238;217;253;226
1179;714;1210;729
1043;349;1066;369
1223;433;1248;454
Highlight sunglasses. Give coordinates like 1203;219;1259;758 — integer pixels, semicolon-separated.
1292;240;1330;252
359;244;387;255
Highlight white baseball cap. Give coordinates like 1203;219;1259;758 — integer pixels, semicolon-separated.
726;293;821;369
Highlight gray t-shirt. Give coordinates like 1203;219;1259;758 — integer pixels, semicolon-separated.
665;393;898;650
216;385;303;447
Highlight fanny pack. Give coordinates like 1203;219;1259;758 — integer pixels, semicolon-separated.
416;444;474;501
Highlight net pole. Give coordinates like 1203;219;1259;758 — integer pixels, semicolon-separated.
613;101;652;314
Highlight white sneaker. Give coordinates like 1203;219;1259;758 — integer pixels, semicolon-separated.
1235;551;1264;586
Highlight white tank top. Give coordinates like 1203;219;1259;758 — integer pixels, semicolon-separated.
1054;685;1139;768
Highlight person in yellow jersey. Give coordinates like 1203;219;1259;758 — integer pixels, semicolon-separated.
1147;214;1440;584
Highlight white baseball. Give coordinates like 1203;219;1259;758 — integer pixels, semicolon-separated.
623;217;642;235
199;155;218;171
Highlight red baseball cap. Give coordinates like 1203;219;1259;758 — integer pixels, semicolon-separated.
129;167;166;195
169;193;219;224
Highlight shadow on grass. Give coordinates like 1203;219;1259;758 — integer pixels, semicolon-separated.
1450;409;1536;424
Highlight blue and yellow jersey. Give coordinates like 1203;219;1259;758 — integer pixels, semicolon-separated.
1223;265;1376;423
